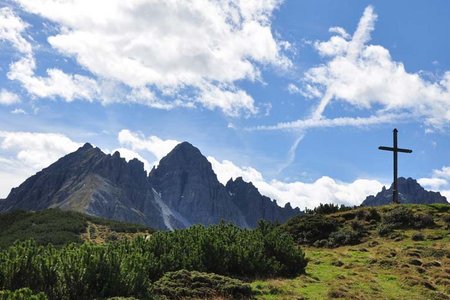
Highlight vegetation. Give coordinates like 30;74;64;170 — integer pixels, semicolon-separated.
1;204;448;299
152;269;253;299
0;288;47;300
0;209;150;248
0;222;305;299
254;204;450;299
304;203;355;215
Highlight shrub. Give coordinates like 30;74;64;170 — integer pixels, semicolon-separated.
0;223;306;300
382;207;435;229
443;215;450;229
383;206;414;228
377;224;394;237
411;232;425;241
327;228;364;247
283;215;338;244
0;288;47;300
151;270;253;299
365;208;381;223
413;213;435;229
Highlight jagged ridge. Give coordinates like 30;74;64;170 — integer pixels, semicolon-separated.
362;177;448;206
0;142;300;229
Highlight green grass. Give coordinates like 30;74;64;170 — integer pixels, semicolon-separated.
252;204;450;300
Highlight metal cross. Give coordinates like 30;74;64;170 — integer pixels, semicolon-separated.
378;128;412;204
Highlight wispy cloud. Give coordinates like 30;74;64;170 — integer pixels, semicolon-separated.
250;113;406;131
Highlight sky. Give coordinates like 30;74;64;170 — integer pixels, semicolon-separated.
1;0;450;209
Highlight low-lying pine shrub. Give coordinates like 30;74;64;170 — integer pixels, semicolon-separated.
151;269;253;299
382;207;435;229
283;215;338;244
0;223;306;300
0;288;47;300
327;228;364;247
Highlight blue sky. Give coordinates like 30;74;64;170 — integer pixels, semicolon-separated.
1;0;450;208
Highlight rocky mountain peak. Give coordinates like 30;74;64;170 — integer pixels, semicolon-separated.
1;141;301;230
362;176;448;206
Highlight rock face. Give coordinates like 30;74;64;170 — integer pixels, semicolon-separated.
226;177;301;227
362;177;448;206
0;142;300;229
0;143;165;229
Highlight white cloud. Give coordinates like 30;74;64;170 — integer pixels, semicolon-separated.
256;5;450;131
117;129;180;167
418;177;448;191
432;166;450;179
303;5;450;127
11;0;290;116
8;56;100;101
0;131;81;170
10;108;26;114
418;166;450;200
208;156;264;184
0;7;32;54
0;131;82;197
1;6;102;102
252;112;404;131
208;155;383;208
287;83;301;94
0;89;20;105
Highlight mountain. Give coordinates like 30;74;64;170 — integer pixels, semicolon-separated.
0;143;166;229
362;177;448;206
226;177;300;227
0;142;300;229
148;142;249;228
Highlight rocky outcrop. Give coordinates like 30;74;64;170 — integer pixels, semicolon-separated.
0;141;300;229
362;177;448;206
226;177;301;227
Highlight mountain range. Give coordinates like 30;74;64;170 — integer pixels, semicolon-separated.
362;177;448;206
0;142;300;230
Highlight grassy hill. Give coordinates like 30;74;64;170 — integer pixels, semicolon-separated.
0;204;448;299
0;209;151;248
253;204;450;299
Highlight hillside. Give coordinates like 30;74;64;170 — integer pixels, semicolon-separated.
0;209;151;248
253;204;450;299
0;204;448;299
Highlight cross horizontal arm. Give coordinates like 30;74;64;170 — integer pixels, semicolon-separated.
378;146;394;151
397;148;412;153
378;146;412;153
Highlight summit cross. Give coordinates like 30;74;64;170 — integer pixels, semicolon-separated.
378;128;412;204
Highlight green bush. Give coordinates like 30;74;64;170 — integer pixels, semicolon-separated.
151;269;253;299
383;207;414;228
377;224;394;237
283;215;338;244
411;232;425;241
327;228;364;247
0;223;306;300
382;207;435;229
0;288;47;300
412;213;435;229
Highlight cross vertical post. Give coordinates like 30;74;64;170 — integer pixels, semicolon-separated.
393;129;398;204
378;128;412;204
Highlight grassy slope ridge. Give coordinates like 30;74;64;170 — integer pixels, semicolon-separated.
0;209;151;248
253;204;450;300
